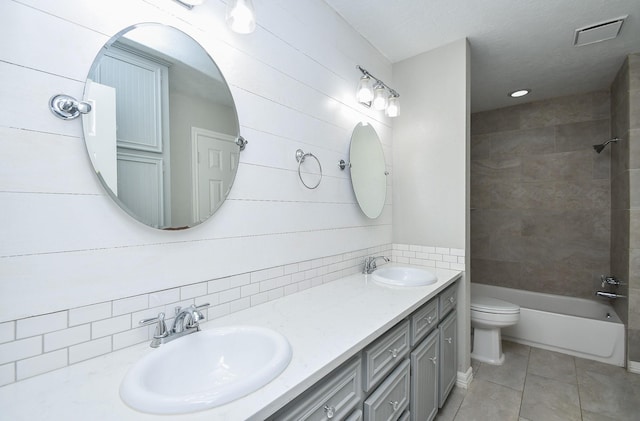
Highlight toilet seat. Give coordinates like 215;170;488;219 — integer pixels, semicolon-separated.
471;296;519;314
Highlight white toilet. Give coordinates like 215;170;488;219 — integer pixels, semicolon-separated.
470;296;520;365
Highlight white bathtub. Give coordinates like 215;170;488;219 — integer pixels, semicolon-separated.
471;283;625;367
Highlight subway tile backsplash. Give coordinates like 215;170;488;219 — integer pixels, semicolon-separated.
0;244;398;387
392;243;466;271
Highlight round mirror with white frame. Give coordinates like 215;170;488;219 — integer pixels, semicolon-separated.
349;122;387;219
82;23;242;230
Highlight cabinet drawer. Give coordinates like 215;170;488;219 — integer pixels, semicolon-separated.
346;409;363;421
439;283;457;318
363;320;411;392
363;359;410;421
272;357;362;421
410;298;438;346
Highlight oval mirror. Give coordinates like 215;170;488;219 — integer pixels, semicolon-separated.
82;24;242;230
349;123;387;219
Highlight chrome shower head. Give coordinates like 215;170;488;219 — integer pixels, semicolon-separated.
593;138;619;154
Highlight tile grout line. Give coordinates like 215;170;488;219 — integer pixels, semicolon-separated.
574;356;584;421
518;345;531;420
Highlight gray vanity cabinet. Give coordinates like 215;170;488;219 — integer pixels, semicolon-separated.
270;279;460;421
363;359;410;421
438;284;457;319
410;330;439;421
409;299;438;347
438;311;457;408
270;357;363;421
346;409;364;421
363;320;411;392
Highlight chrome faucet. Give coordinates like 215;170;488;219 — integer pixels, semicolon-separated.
363;256;389;274
140;303;210;348
172;304;206;333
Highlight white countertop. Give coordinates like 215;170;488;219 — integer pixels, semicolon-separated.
0;266;462;421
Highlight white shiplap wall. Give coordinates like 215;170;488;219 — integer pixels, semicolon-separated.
0;0;393;383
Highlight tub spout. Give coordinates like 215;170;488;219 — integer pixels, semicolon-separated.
595;291;626;299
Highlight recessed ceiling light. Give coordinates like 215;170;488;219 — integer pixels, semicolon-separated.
509;89;530;98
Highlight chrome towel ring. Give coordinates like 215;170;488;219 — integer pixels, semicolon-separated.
296;149;322;189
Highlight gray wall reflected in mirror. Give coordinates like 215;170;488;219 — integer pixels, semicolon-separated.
82;23;241;230
349;122;387;219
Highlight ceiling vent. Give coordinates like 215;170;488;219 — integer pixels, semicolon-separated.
574;16;627;46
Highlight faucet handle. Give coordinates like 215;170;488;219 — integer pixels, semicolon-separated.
184;303;211;328
601;275;622;288
139;312;168;339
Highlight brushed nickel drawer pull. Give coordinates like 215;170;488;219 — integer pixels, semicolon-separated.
388;348;399;358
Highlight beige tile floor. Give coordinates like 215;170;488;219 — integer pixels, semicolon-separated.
435;341;640;421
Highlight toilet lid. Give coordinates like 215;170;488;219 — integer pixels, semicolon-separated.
471;296;520;314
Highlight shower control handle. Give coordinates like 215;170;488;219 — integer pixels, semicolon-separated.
601;275;622;288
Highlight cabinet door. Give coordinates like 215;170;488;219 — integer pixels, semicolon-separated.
410;330;439;421
438;311;457;407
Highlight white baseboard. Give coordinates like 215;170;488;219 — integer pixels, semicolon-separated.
628;360;640;374
456;367;473;389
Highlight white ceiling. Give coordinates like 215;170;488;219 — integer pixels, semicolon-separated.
323;0;640;112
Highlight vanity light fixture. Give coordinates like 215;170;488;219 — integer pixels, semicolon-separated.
226;0;257;34
356;65;400;117
356;75;374;103
385;95;400;117
372;82;388;110
508;89;531;98
173;0;206;9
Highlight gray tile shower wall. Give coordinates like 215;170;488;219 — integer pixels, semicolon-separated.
470;91;611;299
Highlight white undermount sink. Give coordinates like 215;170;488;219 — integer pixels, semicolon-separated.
120;325;292;414
372;265;438;287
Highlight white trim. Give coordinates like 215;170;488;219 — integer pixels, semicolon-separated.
456;367;473;389
628;361;640;374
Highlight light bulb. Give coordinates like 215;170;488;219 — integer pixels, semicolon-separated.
356;75;374;104
372;84;388;110
385;96;400;117
226;0;256;34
